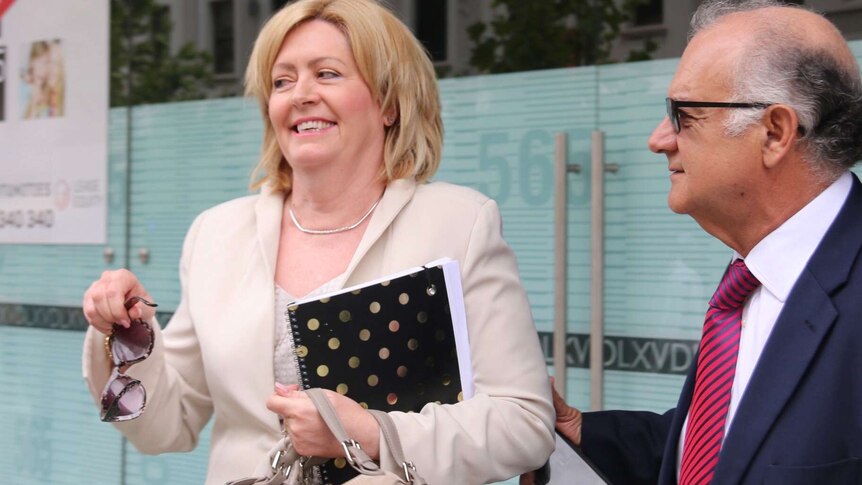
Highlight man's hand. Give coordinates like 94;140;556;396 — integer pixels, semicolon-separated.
551;377;582;447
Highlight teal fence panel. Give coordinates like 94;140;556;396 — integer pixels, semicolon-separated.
0;327;122;483
126;98;262;310
438;67;597;412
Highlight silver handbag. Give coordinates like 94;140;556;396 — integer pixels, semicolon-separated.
226;388;426;485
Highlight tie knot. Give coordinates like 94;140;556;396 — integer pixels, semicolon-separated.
709;259;761;310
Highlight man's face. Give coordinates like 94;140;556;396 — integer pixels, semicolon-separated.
647;22;762;227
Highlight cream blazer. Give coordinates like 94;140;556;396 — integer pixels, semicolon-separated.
83;179;554;484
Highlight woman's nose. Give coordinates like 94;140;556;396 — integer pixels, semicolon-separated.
291;78;319;107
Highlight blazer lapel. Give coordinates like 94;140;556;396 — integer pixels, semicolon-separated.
342;178;416;282
713;174;862;483
252;179;416;285
254;184;285;279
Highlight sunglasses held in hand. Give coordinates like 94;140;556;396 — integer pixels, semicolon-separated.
100;296;157;422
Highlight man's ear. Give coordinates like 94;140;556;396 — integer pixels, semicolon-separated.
762;104;800;169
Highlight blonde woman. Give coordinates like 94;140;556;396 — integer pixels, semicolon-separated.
82;1;554;483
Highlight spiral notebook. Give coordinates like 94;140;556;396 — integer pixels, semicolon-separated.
285;258;472;483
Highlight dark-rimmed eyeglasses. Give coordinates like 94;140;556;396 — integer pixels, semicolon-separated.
100;296;158;422
666;97;770;133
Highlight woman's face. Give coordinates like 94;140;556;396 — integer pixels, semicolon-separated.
30;51;50;86
268;20;387;177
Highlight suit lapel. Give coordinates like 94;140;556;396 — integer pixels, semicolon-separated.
659;262;736;484
658;362;696;485
713;175;862;483
713;273;837;482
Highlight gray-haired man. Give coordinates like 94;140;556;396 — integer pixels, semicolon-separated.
544;1;862;483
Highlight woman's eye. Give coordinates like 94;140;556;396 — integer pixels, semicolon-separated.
318;70;340;79
273;78;293;90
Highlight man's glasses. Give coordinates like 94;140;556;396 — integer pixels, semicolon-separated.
100;296;157;422
666;97;770;133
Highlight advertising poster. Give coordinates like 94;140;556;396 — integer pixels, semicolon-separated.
0;0;109;244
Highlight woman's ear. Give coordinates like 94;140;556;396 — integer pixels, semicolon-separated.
383;107;397;127
762;104;800;169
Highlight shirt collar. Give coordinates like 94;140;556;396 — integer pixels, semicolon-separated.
739;171;852;302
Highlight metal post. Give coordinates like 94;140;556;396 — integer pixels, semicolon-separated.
121;3;135;483
590;131;605;411
553;133;569;397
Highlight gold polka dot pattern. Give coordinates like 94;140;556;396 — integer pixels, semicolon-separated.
369;301;381;314
284;263;465;484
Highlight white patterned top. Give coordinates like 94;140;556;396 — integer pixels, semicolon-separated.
273;273;348;485
273;273;348;387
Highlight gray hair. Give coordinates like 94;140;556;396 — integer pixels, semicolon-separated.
690;0;862;180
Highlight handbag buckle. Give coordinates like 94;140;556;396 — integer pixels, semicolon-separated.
401;461;417;483
340;439;362;466
270;448;293;477
270;449;285;471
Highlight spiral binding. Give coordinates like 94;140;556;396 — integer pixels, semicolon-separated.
286;303;331;483
286;304;310;390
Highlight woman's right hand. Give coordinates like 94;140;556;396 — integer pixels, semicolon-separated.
82;269;155;335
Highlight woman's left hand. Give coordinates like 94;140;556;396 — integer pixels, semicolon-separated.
268;384;381;459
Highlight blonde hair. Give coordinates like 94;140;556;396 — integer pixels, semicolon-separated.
245;0;443;192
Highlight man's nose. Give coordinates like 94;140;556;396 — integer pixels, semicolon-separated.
648;117;678;154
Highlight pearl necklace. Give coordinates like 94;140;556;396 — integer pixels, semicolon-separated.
288;197;381;235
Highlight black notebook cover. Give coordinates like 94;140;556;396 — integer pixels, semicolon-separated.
286;258;471;483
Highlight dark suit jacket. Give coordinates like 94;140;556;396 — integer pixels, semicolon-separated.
580;174;862;485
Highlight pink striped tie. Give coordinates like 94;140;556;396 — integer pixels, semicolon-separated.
679;259;760;485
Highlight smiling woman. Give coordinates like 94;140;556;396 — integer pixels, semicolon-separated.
80;0;554;484
266;20;387;209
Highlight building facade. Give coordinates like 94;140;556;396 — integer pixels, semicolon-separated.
159;0;862;96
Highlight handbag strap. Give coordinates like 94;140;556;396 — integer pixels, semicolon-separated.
306;389;427;484
305;388;383;475
368;410;426;485
226;388;427;485
224;436;302;485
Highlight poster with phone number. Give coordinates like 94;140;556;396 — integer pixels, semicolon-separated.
0;0;108;244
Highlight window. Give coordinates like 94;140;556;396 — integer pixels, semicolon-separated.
415;1;447;62
633;0;663;27
211;0;235;74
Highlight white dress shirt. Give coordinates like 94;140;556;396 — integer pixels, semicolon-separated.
677;171;853;474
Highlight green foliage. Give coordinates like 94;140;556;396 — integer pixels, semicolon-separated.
111;0;214;106
468;0;658;74
626;37;659;62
